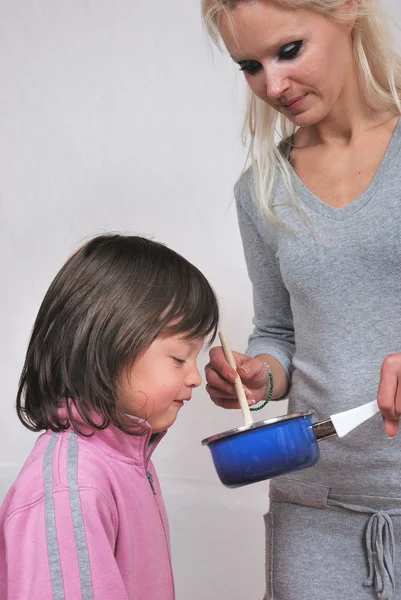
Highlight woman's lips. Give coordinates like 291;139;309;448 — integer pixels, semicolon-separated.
281;94;307;113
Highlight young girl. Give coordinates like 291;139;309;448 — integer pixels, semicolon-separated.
0;233;219;600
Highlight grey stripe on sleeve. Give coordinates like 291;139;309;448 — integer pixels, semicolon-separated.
44;432;65;600
67;432;93;600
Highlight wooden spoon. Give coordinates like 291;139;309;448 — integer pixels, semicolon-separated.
219;331;254;426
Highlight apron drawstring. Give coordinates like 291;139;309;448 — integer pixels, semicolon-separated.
329;500;401;600
363;511;395;600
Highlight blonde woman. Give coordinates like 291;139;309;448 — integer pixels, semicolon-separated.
203;1;401;598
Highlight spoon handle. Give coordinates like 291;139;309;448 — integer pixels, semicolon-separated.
219;331;253;426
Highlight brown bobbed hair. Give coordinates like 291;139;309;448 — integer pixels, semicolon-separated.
16;234;219;435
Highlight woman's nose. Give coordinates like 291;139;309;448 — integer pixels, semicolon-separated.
263;63;290;100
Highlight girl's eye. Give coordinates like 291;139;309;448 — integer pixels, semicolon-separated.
278;40;304;61
173;357;186;366
238;60;263;76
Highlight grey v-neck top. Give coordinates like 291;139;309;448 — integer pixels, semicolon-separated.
235;120;401;496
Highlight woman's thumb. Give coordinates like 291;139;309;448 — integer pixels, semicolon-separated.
237;358;262;381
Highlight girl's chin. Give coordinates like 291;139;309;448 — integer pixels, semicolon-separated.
150;412;180;433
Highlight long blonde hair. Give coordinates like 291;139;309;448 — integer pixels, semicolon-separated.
202;0;401;227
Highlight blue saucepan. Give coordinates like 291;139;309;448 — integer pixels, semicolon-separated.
202;400;379;488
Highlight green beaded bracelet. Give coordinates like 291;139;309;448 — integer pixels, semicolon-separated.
250;361;274;412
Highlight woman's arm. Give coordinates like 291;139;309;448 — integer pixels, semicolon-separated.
205;173;293;408
235;175;295;378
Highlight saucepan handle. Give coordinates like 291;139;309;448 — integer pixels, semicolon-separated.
312;419;337;442
312;400;380;441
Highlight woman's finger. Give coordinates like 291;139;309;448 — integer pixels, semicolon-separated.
378;354;399;419
395;379;401;417
210;396;244;410
237;356;267;387
206;383;255;405
205;384;236;401
208;346;241;383
378;354;401;437
384;418;399;438
205;366;239;396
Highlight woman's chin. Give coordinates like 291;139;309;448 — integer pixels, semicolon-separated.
285;109;322;129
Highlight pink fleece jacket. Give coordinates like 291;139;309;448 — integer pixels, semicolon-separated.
0;418;174;600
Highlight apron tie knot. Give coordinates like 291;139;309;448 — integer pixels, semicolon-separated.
328;500;400;600
363;510;395;600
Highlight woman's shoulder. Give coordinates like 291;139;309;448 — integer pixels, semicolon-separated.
235;135;292;197
235;149;291;214
234;165;253;206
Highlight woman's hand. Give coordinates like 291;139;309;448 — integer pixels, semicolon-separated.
377;353;401;437
205;346;270;409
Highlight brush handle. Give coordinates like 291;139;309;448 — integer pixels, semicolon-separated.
219;331;253;426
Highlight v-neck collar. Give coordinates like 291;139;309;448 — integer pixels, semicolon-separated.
281;117;401;221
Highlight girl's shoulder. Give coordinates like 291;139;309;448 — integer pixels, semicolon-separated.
1;430;119;523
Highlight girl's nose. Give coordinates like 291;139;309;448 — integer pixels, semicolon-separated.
186;365;202;388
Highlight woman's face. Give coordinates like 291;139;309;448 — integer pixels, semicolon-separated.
219;1;356;127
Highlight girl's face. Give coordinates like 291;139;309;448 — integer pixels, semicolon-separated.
219;1;356;127
117;333;204;433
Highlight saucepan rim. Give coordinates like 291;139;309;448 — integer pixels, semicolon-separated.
201;410;315;446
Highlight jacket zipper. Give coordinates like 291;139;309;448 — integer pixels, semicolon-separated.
146;470;157;495
145;435;175;597
145;433;162;496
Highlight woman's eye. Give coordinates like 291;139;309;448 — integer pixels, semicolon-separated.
278;40;304;61
238;60;263;76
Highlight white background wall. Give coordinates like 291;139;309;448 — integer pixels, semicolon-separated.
0;1;400;598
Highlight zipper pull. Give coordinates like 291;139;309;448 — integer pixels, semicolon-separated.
146;471;156;495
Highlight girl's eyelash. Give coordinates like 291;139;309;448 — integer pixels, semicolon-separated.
173;357;186;365
278;40;304;61
238;40;304;75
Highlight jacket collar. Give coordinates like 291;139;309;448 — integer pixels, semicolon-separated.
55;403;167;465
